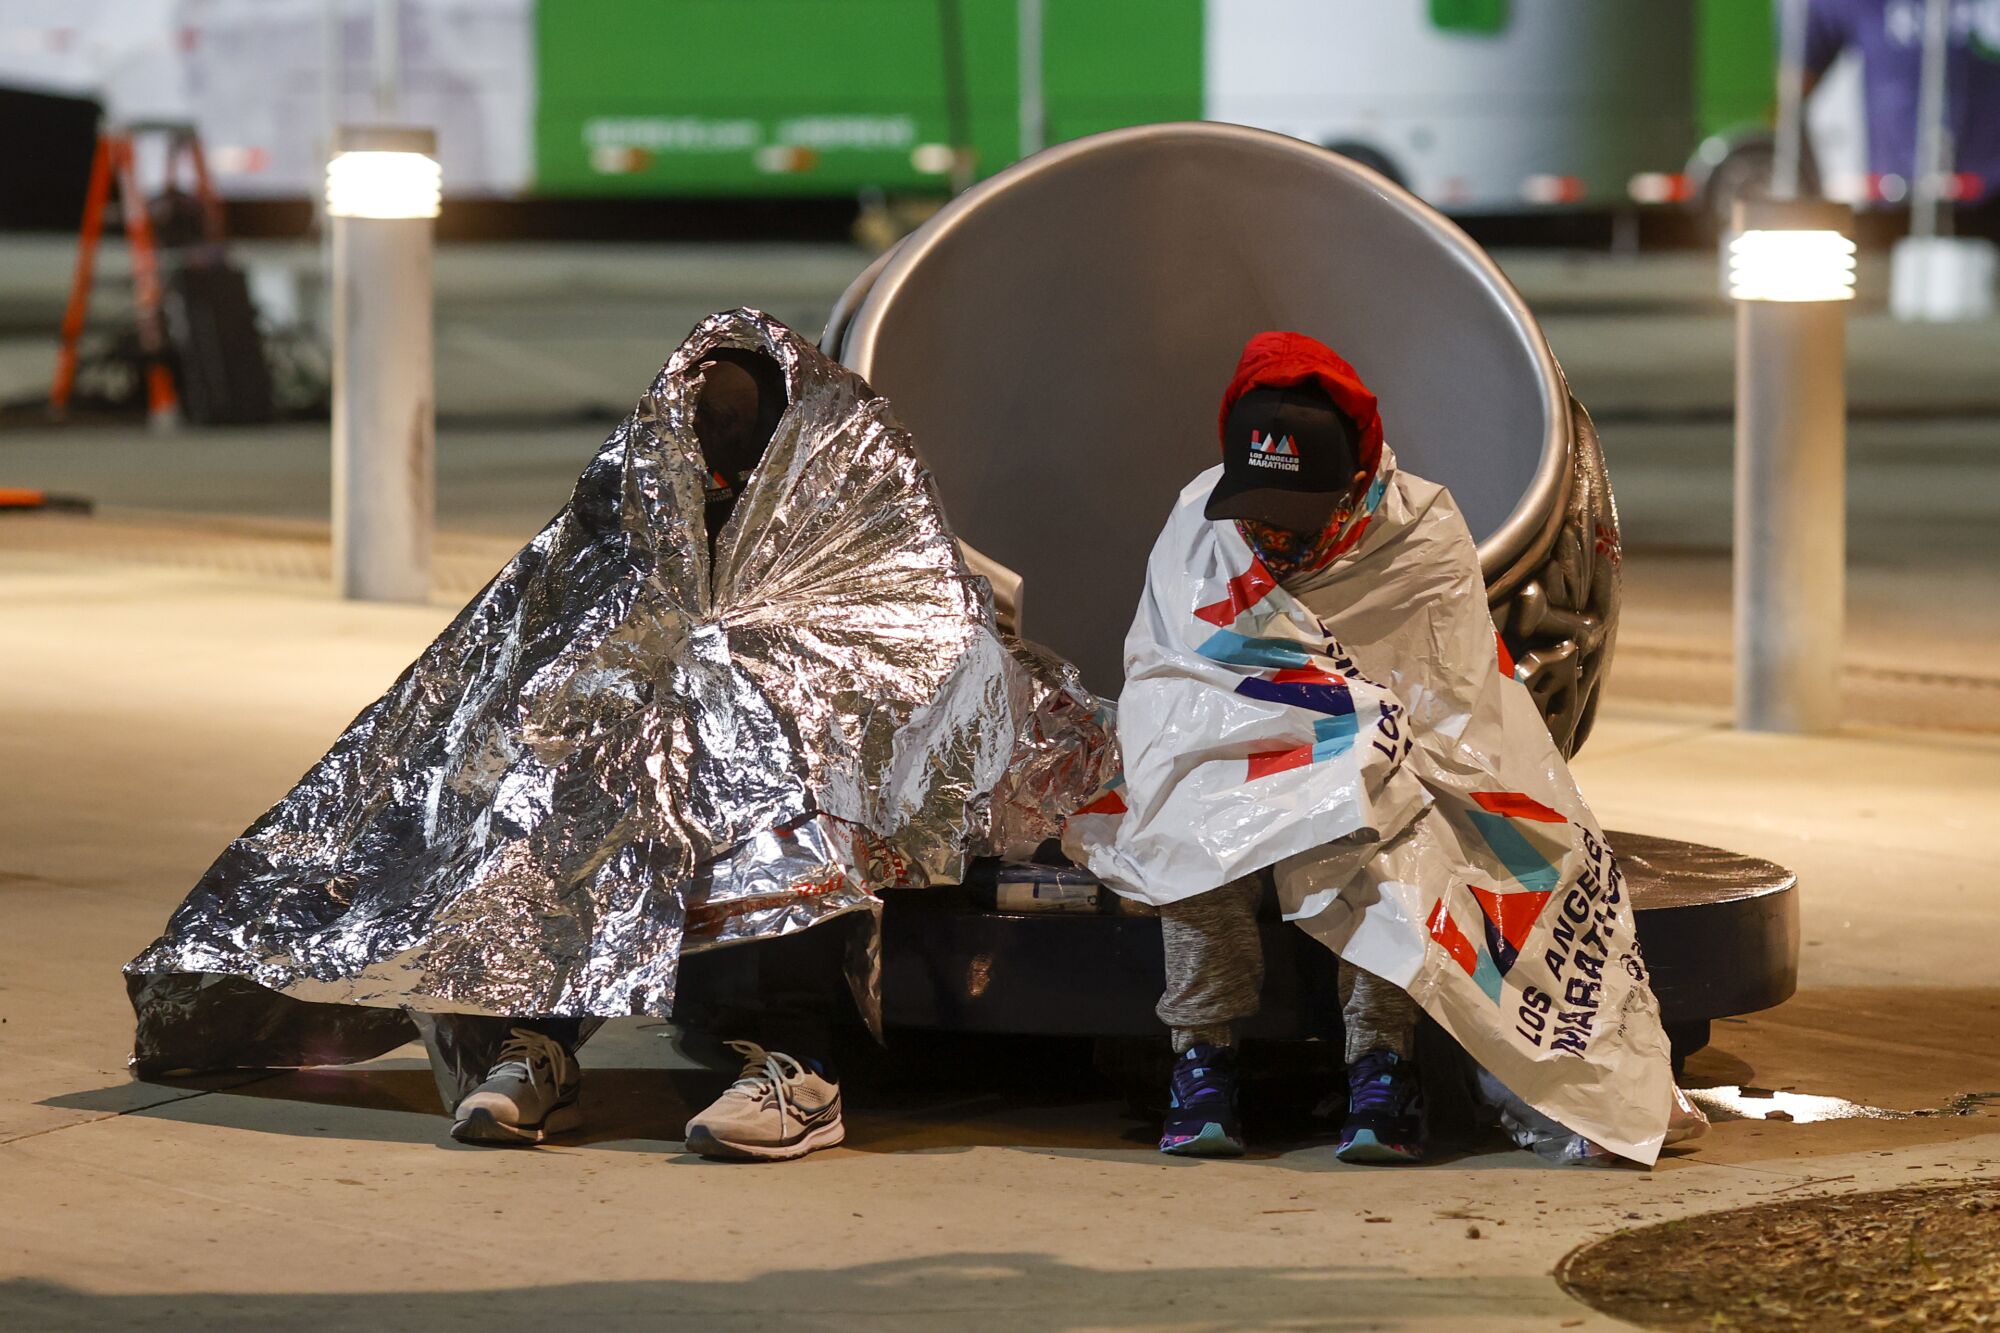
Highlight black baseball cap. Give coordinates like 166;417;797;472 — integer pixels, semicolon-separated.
1204;383;1361;532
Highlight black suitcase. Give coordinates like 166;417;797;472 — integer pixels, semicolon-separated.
163;259;277;426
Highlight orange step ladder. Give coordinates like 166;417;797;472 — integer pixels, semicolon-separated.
49;122;226;427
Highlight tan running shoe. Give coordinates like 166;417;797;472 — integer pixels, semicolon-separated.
450;1026;583;1146
683;1040;844;1161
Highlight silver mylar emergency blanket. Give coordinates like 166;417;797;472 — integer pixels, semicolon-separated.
1065;447;1673;1163
126;308;1110;1077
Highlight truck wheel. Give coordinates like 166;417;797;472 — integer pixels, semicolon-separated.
1690;131;1821;238
1323;140;1407;191
1701;142;1776;234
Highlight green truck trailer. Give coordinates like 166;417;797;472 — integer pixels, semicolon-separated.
1;1;1778;214
535;0;1201;198
536;0;1777;213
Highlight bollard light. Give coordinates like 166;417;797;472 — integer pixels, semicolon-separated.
328;125;437;604
1728;198;1853;734
1728;229;1857;303
326;149;441;220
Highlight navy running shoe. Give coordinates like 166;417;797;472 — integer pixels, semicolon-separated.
1336;1049;1423;1164
1159;1043;1246;1157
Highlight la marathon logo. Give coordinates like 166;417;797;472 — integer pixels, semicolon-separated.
1248;429;1301;471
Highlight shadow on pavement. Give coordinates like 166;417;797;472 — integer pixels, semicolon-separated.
0;1257;1583;1330
40;1031;1388;1159
47;990;1996;1164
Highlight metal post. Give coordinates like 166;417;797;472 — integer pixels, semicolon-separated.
936;0;975;194
317;0;342;334
373;0;402;119
1017;0;1046;161
1730;199;1854;734
1910;0;1952;240
328;126;437;603
321;0;342;161
1771;0;1809;199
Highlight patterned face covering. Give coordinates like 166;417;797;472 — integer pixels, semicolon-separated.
1236;479;1376;581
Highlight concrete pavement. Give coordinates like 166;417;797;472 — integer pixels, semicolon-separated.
4;238;1998;1326
6;239;2000;423
3;548;1997;1329
6;238;1998;722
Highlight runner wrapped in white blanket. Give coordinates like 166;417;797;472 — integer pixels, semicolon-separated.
1064;344;1674;1164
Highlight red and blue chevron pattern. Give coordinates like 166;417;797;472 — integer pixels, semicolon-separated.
1428;790;1569;1001
1189;559;1367;782
1237;667;1359;779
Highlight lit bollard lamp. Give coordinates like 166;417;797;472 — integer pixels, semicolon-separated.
325;126;439;603
1727;198;1856;733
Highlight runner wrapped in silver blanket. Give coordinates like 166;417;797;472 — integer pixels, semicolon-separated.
126;309;1111;1078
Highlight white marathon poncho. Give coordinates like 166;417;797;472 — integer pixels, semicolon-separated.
1064;443;1675;1164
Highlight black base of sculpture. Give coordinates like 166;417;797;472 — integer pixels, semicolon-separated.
684;832;1797;1070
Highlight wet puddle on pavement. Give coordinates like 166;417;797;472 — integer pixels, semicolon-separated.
1686;1086;2000;1125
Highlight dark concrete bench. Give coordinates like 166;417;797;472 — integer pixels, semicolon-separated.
866;833;1796;1069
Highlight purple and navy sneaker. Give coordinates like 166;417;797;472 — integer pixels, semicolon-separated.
1159;1043;1246;1157
1336;1049;1423;1163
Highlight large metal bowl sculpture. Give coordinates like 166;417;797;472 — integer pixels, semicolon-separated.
719;123;1790;1061
824;121;1614;754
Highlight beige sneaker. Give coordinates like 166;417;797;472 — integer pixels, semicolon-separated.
683;1041;844;1161
450;1027;582;1146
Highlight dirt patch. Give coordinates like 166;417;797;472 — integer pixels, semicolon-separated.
1558;1179;2000;1329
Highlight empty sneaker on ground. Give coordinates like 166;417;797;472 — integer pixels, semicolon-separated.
1336;1049;1423;1163
451;1026;583;1146
684;1041;844;1161
1158;1042;1246;1157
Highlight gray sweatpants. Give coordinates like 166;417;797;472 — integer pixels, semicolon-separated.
1157;874;1420;1062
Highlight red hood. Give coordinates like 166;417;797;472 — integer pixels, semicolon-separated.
1217;331;1384;480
